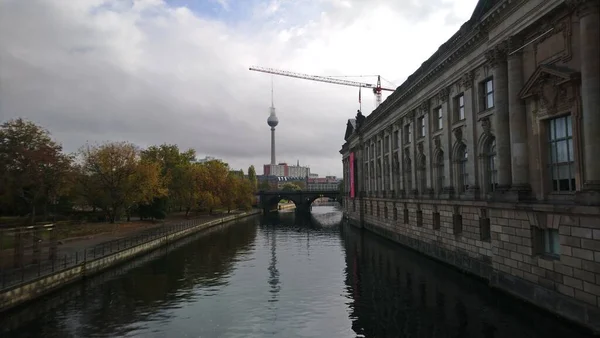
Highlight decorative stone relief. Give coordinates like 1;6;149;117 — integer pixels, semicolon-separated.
461;71;474;89
481;117;491;135
437;87;450;102
420;101;430;114
417;142;424;155
484;41;508;69
453;126;463;142
404;111;415;125
433;135;441;150
532;15;572;64
533;75;578;115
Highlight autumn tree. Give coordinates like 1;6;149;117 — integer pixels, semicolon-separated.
77;142;167;223
280;182;301;192
0;118;73;224
247;165;257;192
141;144;195;211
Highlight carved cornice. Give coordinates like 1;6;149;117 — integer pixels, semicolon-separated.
566;0;600;17
485;41;508;68
355;0;523;135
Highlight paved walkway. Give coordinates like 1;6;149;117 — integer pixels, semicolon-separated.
0;212;238;271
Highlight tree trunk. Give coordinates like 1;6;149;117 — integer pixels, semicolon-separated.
185;207;190;217
43;202;48;222
29;204;36;226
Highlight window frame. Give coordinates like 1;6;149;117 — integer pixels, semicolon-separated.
436;107;443;131
457;94;465;121
484;78;494;109
547;114;576;193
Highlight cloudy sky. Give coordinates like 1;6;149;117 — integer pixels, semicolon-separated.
0;0;478;177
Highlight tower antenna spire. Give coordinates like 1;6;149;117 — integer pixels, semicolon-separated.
271;76;274;107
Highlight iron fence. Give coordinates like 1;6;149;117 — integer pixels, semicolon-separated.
0;215;238;292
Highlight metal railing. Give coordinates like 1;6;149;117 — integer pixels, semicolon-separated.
0;213;248;292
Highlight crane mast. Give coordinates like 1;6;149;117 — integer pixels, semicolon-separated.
248;66;395;108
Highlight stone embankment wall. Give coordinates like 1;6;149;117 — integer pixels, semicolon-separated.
344;198;600;333
0;210;260;313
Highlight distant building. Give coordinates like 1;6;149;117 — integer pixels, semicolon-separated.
288;160;310;178
263;160;310;178
195;156;221;163
306;176;341;191
257;175;306;190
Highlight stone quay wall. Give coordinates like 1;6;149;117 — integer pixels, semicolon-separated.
0;210;261;313
344;197;600;332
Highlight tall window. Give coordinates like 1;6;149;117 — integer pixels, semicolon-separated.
457;94;465;121
457;144;468;193
405;124;412;143
548;115;575;192
484;79;494;109
436;151;445;193
418;117;425;137
487;139;498;192
377;140;381;157
394;130;399;149
437;107;443;130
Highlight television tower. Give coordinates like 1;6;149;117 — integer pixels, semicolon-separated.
267;78;279;165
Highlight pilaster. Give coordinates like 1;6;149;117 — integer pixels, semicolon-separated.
572;0;600;205
485;41;512;193
507;35;532;200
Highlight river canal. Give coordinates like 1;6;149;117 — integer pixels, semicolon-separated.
1;206;592;337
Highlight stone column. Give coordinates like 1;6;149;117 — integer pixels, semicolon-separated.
486;43;512;190
398;120;405;197
388;126;395;196
507;36;531;198
410;112;417;196
438;88;450;197
575;0;600;204
463;71;479;198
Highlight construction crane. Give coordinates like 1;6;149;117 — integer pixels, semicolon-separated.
249;66;396;108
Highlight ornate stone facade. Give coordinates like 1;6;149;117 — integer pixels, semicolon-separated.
341;0;600;333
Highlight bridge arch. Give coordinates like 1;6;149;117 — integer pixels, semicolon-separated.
258;190;341;214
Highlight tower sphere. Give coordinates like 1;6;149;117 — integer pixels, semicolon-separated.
267;107;279;127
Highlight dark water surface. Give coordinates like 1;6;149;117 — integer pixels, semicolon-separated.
1;206;592;337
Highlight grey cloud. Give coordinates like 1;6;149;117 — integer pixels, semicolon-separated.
0;0;466;177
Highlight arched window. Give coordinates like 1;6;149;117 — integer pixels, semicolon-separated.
436;151;445;193
487;139;498;192
456;144;468;193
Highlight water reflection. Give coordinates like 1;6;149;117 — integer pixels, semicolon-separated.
341;224;591;338
2;220;259;337
1;207;593;338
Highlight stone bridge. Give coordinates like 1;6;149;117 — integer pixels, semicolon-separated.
257;190;341;214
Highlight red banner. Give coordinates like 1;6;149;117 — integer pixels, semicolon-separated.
349;152;355;198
